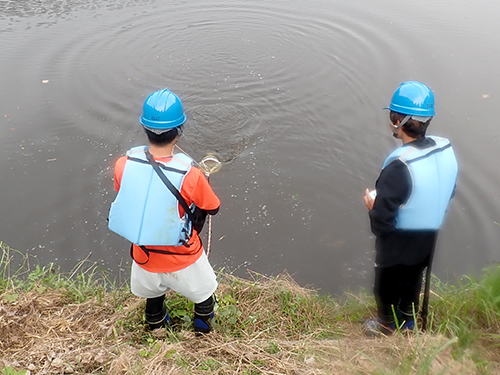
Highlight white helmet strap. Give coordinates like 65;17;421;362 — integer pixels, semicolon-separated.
392;115;411;137
144;125;183;136
391;115;432;138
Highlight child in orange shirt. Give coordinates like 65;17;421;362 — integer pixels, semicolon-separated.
109;89;220;333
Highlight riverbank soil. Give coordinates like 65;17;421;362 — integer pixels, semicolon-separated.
0;272;499;374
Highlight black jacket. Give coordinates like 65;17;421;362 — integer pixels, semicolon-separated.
369;137;441;267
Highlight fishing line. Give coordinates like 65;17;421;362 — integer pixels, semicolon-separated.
174;144;203;169
174;144;222;256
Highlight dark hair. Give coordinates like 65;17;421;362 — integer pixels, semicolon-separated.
144;126;183;146
390;111;431;139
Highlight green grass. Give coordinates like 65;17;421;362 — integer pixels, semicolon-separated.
1;241;499;374
430;268;500;338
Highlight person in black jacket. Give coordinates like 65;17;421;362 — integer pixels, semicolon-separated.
363;81;458;336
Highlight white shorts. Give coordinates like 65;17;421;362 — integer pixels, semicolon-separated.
130;251;217;304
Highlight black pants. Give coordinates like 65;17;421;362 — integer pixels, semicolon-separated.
373;259;428;324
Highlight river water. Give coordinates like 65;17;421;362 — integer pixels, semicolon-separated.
1;0;499;295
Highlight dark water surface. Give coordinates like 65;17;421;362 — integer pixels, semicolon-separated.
1;0;499;295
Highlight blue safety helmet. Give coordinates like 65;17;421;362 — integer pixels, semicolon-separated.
140;89;187;129
385;81;435;117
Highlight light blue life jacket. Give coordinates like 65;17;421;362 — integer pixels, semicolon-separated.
382;135;458;230
108;146;194;246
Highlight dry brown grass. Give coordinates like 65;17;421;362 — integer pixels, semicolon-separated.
0;271;497;374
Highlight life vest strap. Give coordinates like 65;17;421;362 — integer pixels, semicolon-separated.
144;151;197;224
126;156;188;175
405;143;452;165
130;244;199;265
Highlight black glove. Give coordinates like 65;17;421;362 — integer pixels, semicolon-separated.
192;206;208;233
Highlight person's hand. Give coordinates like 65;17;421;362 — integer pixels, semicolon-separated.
364;188;374;211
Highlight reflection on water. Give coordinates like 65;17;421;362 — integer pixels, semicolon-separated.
1;0;499;295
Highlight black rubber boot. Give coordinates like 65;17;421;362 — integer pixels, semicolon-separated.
145;295;170;330
194;296;215;334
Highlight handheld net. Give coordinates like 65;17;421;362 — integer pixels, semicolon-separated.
174;146;222;257
199;154;222;176
199;154;222;256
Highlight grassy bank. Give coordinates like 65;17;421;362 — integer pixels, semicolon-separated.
0;242;499;374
